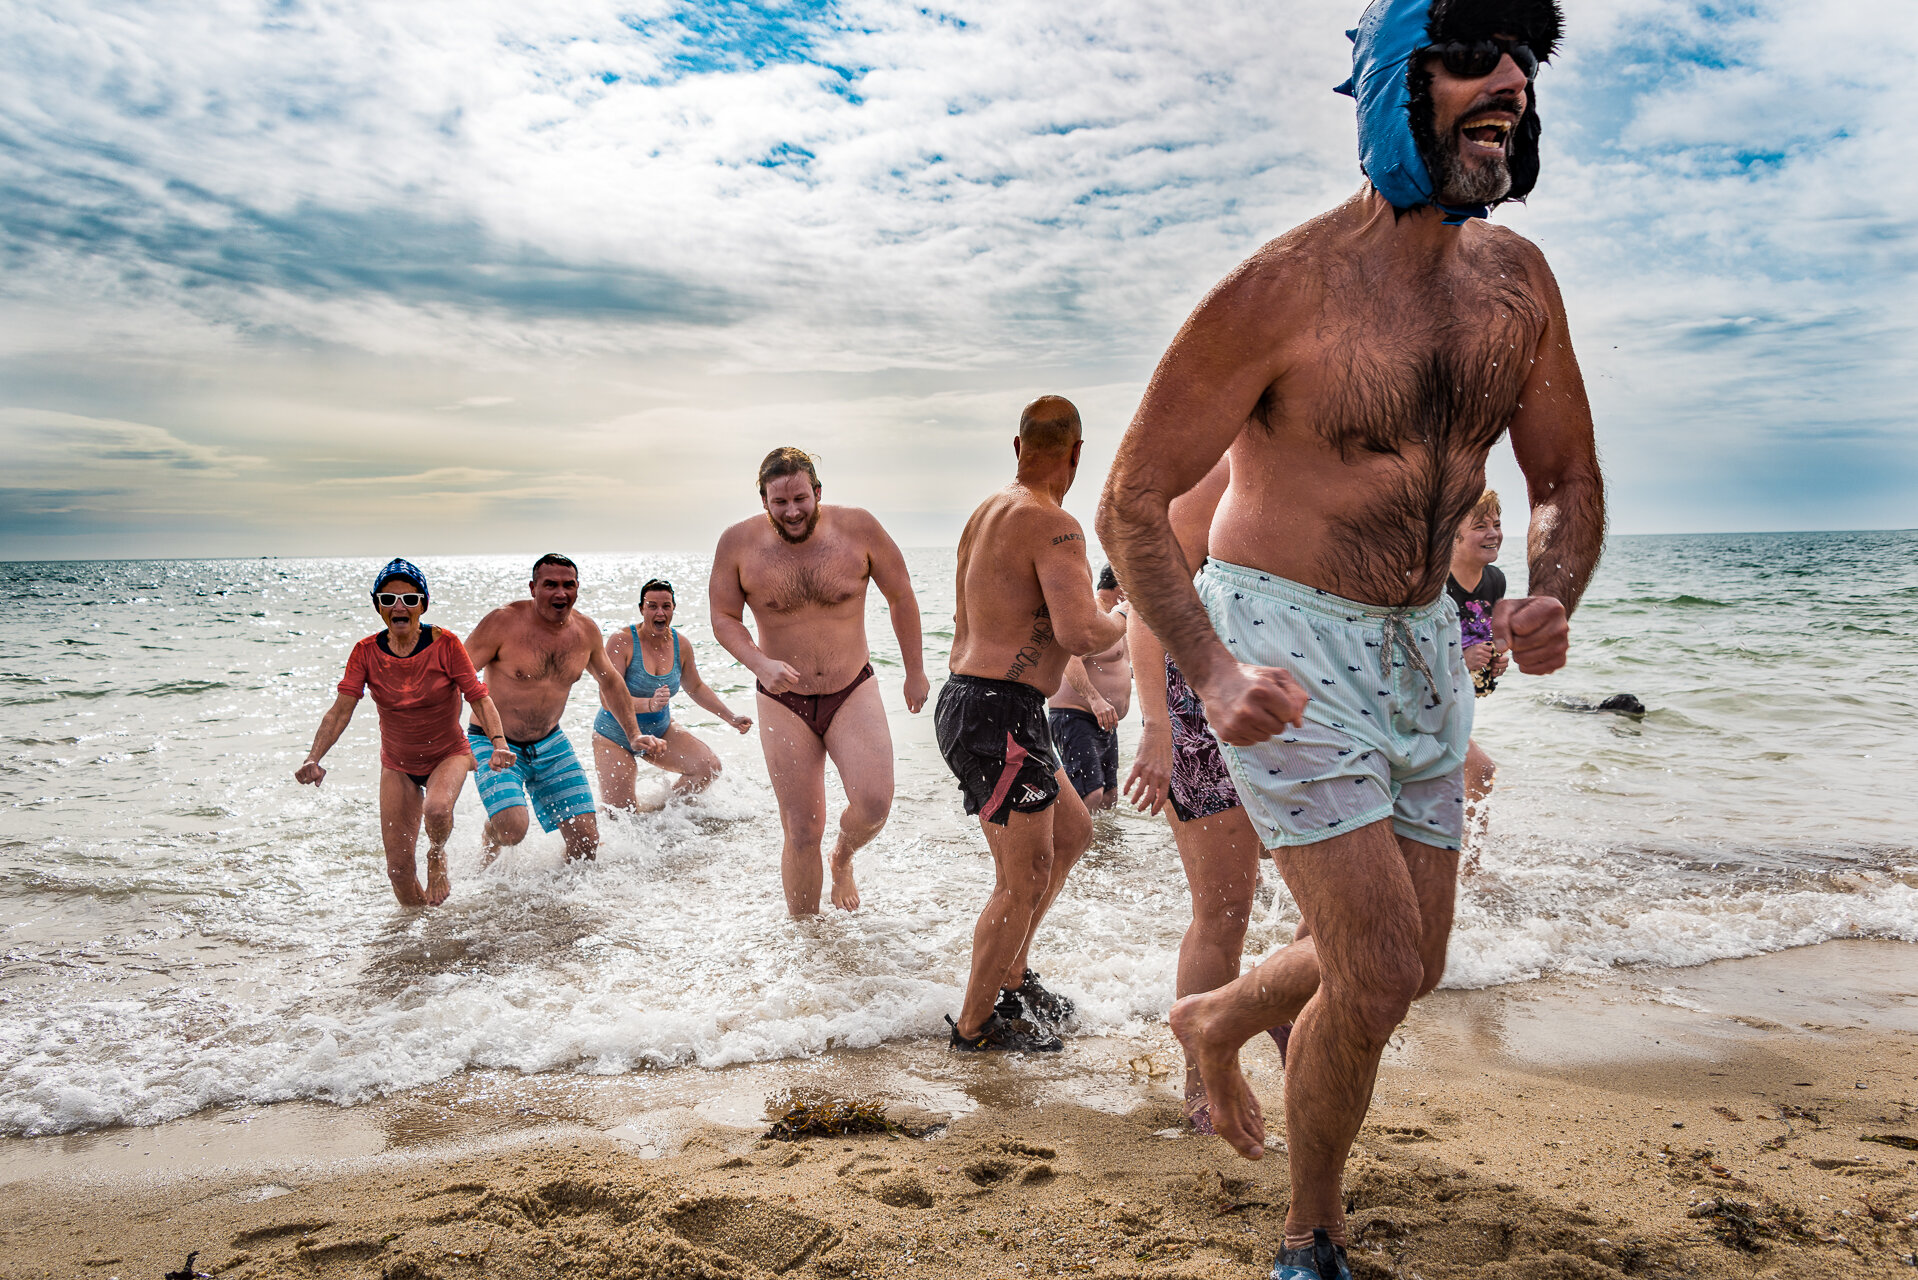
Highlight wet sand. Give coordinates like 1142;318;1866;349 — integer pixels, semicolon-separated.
2;940;1914;1279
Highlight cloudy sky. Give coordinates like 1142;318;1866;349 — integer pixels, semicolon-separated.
2;0;1913;560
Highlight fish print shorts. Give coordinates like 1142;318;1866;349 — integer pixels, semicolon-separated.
1193;559;1472;851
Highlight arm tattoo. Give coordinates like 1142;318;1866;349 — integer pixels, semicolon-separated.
1051;532;1084;546
1004;604;1054;682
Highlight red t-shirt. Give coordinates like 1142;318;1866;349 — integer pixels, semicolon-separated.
337;626;490;775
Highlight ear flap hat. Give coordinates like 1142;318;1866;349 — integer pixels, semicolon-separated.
1335;0;1563;215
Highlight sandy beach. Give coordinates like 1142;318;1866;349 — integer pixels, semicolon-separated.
4;939;1913;1280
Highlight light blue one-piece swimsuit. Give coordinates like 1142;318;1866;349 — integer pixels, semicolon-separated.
592;626;681;750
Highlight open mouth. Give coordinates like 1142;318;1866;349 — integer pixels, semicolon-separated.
1459;114;1513;154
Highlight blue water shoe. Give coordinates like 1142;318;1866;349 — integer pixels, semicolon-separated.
1271;1229;1351;1280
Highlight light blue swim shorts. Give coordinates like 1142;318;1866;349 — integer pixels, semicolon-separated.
468;725;597;833
1193;559;1472;851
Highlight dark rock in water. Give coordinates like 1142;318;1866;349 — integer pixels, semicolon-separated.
1559;693;1647;716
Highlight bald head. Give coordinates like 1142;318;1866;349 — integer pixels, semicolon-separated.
1017;395;1082;459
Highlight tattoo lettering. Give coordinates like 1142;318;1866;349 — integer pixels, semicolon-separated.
1051;533;1084;546
1004;605;1055;683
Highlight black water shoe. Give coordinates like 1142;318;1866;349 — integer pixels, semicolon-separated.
946;1012;1063;1053
1270;1229;1350;1280
1008;968;1074;1025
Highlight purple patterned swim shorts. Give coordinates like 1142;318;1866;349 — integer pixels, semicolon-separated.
1166;654;1241;822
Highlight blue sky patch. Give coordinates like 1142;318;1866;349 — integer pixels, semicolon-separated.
625;0;842;77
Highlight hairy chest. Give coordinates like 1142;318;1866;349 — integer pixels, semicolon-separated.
494;635;588;684
746;542;870;616
1288;256;1547;460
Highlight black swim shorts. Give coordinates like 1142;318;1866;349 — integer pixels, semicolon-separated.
1047;707;1118;799
935;675;1061;825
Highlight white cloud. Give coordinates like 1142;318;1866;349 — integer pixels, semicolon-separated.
0;0;1913;555
313;467;512;486
0;408;267;477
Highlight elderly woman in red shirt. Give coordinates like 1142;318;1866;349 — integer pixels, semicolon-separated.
295;559;514;907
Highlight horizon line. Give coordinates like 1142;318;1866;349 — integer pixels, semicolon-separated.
3;526;1916;566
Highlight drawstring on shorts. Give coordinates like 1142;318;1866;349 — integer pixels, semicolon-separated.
1380;610;1436;694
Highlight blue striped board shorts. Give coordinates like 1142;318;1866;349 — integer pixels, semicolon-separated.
1193;559;1473;851
468;725;597;833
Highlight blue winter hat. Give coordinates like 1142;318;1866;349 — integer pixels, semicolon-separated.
372;557;429;603
1336;0;1440;211
1335;0;1562;214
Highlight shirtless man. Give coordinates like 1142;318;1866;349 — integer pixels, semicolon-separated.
463;554;662;862
940;397;1128;1051
709;448;930;915
1098;2;1603;1275
1046;564;1132;812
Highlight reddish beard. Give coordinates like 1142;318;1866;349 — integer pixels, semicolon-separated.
768;506;820;544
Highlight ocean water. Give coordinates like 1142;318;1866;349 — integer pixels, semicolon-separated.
2;531;1915;1137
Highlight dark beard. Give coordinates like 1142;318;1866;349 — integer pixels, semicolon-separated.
769;508;820;544
1429;134;1512;205
1411;74;1525;206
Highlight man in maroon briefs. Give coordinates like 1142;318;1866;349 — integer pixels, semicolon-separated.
709;448;930;915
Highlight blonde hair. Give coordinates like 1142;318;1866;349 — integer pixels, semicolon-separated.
757;447;820;497
1467;489;1501;523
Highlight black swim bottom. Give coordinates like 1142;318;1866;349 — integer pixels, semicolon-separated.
1047;708;1117;799
935;675;1061;825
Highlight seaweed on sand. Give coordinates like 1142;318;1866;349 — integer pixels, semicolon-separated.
1688;1197;1767;1252
763;1092;937;1141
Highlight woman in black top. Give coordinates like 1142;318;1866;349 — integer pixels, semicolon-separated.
1448;492;1510;843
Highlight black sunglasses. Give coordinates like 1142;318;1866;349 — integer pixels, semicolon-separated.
640;579;675;601
375;592;425;607
1425;37;1537;80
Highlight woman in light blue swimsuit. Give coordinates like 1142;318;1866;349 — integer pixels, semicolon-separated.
591;579;754;811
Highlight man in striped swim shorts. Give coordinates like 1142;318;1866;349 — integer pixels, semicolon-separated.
463;555;662;862
1099;0;1606;1271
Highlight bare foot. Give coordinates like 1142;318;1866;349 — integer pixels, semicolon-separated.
425;852;451;906
829;851;860;911
388;870;428;909
1169;993;1266;1159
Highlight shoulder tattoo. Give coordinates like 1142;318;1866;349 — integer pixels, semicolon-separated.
1051;532;1084;546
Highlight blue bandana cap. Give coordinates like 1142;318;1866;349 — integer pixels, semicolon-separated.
1335;0;1437;211
373;557;429;603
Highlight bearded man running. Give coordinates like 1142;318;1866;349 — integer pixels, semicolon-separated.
709;448;930;915
1098;1;1605;1275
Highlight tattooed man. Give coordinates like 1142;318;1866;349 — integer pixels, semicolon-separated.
1098;0;1604;1275
938;396;1128;1052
